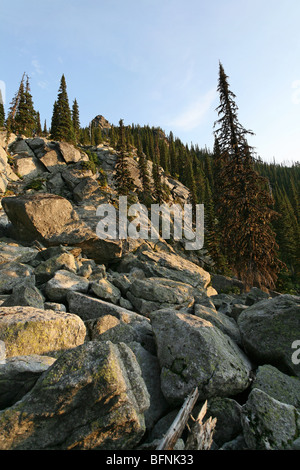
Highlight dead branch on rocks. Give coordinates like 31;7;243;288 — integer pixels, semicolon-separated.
184;400;217;450
156;387;199;450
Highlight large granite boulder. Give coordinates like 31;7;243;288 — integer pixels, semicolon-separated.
0;354;56;409
149;309;253;405
237;294;300;377
116;247;211;290
242;388;300;450
0;341;150;450
0;306;86;357
1;193;124;263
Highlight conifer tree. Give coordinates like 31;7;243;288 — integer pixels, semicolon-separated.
50;74;75;144
114;119;135;195
213;62;281;290
36;111;42;136
137;134;151;197
0;89;5;127
72;98;80;142
7;73;37;137
152;135;163;203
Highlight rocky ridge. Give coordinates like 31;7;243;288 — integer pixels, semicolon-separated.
0;131;299;450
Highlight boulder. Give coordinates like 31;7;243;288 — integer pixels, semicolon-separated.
116;248;211;290
150;309;253;405
129;342;169;430
251;364;300;409
0;242;38;265
0;262;35;294
0;354;56;409
197;397;243;448
245;287;271;306
238;294;300;377
194;304;241;345
0;341;150;450
34;252;78;284
86;312;155;355
0;306;86;357
67;291;138;322
2;285;44;309
242;388;300;450
1;193;81;244
57;142;82;163
45;269;89;302
90;278;121;305
13;155;45;179
2;193;124;263
127;277;194;316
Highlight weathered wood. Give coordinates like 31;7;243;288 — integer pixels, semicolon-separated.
184;400;217;450
156;387;199;450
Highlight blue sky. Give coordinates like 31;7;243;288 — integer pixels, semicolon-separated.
1;0;300;164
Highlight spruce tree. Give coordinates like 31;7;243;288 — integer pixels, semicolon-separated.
137;134;151;197
50;74;75;144
114;119;135;195
72;98;80;143
152;135;163;203
0;89;5;127
213;62;281;290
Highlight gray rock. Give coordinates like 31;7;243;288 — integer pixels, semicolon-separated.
0;242;38;265
86;311;155;354
90;278;121;305
57;142;82;163
117;248;211;289
44;302;67;312
67;291;137;321
245;287;271;306
45;269;89;302
242;388;300;450
128;342;169;430
238;294;300;377
34;252;78;284
251;364;300;409
119;297;133;310
205;397;243;448
0;354;56;409
150;309;253;405
0;341;150;450
0;306;86;357
0;262;35;294
2;285;44;309
194;304;241;345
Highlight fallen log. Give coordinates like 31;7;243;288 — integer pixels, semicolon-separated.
156;387;199;450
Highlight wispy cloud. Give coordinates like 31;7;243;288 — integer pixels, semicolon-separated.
31;59;43;75
291;80;300;104
168;88;217;131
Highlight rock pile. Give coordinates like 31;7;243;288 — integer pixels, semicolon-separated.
0;133;299;450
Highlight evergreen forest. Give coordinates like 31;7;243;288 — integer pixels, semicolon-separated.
2;69;299;294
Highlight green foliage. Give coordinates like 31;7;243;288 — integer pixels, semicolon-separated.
50;74;76;144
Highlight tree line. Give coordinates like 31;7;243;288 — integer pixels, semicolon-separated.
1;70;299;294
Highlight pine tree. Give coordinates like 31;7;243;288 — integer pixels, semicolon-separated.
137;134;151;197
114;119;135;195
72;98;80;142
50;74;75;144
152;135;163;203
0;88;5;127
36;111;42;136
213;63;281;290
43;119;48;136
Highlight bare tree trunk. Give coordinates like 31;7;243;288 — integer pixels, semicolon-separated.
156;388;199;451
